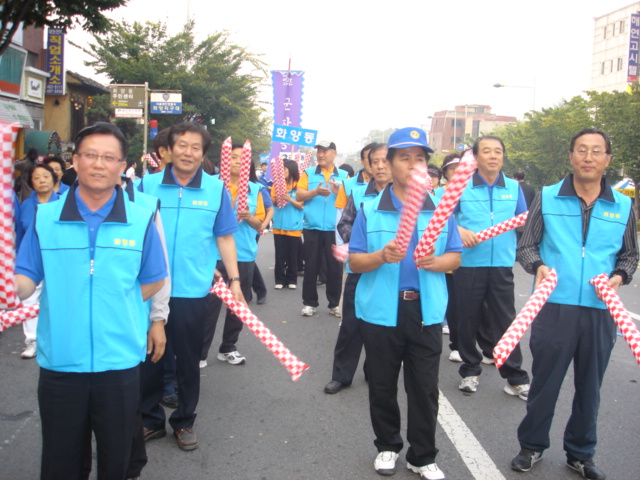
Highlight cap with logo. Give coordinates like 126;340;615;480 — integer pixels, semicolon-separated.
387;127;434;154
314;141;337;150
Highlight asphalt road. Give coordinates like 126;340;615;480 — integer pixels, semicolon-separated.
1;234;639;480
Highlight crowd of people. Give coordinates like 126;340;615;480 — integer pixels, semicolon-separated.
7;121;638;480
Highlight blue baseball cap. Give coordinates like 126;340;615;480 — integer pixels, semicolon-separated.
388;127;434;154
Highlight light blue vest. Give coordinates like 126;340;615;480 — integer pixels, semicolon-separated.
35;188;153;373
141;166;225;298
456;172;520;267
343;170;367;198
231;181;261;262
540;178;631;309
345;180;380;274
355;186;448;326
303;166;348;231
273;186;303;232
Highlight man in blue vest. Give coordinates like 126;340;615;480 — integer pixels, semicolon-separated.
454;136;530;399
350;127;462;480
15;122;168;479
296;141;348;317
139;122;243;452
511;128;637;479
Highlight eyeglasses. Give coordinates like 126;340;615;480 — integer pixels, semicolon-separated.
77;152;123;164
572;149;608;160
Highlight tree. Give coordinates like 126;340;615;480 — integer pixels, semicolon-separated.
0;0;127;56
76;20;271;163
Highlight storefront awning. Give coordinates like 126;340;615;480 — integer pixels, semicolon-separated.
0;100;34;128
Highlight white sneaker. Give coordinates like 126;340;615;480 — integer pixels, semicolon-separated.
459;376;479;393
442;325;450;335
374;451;399;475
287;284;297;289
481;355;494;365
504;383;530;401
21;341;36;359
217;351;246;365
274;284;284;290
301;306;316;316
329;306;342;318
448;350;462;362
407;462;446;480
199;360;207;369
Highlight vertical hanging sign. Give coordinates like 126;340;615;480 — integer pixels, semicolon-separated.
628;14;640;83
45;28;65;95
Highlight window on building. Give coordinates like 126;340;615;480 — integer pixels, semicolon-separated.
613;22;617;36
610;59;614;73
601;61;606;75
618;57;624;71
0;46;27;96
620;20;626;34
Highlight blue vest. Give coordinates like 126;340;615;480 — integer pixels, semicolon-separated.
343;170;367;198
345;180;380;274
355;186;448;327
273;186;303;232
303;165;348;231
231;181;261;262
35;187;153;373
141;166;225;298
540;178;631;309
456;171;520;267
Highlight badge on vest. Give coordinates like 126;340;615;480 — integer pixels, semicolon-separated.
192;200;209;206
603;212;621;219
501;194;513;199
114;238;136;247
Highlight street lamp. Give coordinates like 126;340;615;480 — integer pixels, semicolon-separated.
493;81;536;111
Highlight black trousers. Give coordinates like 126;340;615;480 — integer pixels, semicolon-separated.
360;300;442;467
302;229;342;308
518;303;616;461
444;272;459;352
204;260;254;357
454;266;529;385
251;233;267;299
274;233;300;285
330;273;363;385
39;365;140;480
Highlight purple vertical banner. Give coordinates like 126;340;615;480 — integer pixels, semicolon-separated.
266;71;304;180
628;14;640;83
45;28;65;95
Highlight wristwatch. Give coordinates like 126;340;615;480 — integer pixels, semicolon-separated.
228;277;241;285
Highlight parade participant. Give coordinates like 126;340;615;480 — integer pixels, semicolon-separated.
150;127;172;173
513;169;536;208
427;164;441;192
324;143;391;395
205;145;265;366
271;159;304;289
43;156;69;195
349;127;462;480
454;136;530;399
17;164;60;359
296;141;348;317
14;122;167;479
139;122;243;451
250;181;273;304
511;128;638;479
435;153;461;360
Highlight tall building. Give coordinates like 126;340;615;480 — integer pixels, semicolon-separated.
428;105;516;154
591;2;640;93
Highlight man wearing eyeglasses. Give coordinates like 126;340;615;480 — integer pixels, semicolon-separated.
512;128;638;479
14;122;168;479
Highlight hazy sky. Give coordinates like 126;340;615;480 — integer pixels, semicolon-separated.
65;0;635;152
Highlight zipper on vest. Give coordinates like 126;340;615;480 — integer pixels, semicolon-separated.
171;187;183;277
90;259;94;275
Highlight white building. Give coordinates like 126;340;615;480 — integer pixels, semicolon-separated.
591;2;640;93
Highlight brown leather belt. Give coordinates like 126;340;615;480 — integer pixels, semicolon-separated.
399;290;420;301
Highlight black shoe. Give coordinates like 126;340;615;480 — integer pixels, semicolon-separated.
511;448;542;472
160;393;178;409
567;460;606;480
324;380;345;394
174;428;198;451
257;295;267;305
143;427;166;442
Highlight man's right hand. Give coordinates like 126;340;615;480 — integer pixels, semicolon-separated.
534;264;550;289
316;183;331;197
458;226;479;248
381;240;406;264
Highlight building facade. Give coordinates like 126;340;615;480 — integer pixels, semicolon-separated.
591;2;640;93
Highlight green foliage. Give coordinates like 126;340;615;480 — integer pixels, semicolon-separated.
80;20;271;163
0;0;127;56
86;94;111;124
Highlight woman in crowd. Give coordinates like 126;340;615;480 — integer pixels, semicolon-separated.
43;156;70;195
18;163;60;359
272;159;304;289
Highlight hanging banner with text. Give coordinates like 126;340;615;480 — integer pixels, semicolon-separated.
266;71;304;179
628;14;640;83
150;92;182;114
271;125;317;147
45;28;65;95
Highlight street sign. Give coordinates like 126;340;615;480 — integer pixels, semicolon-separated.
456;144;465;151
115;108;143;118
150;92;182;114
109;85;146;109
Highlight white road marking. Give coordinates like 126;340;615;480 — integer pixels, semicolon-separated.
628;310;640;322
438;391;506;480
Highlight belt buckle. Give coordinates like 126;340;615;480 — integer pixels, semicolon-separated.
401;290;416;300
